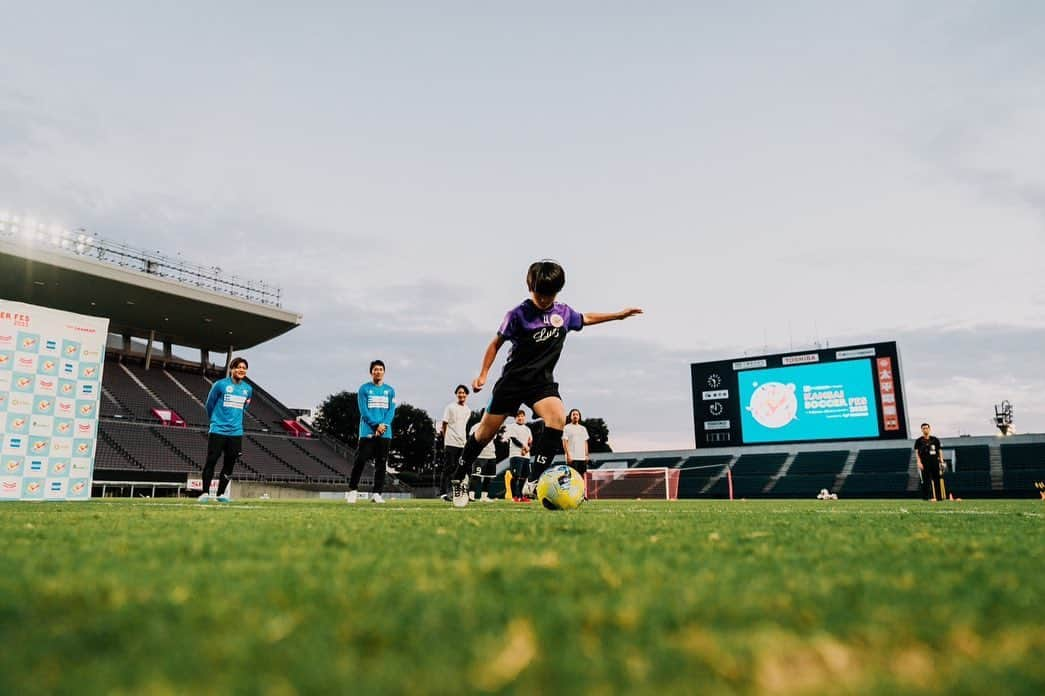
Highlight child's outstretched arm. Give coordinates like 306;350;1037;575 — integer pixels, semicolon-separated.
582;308;643;326
472;335;507;392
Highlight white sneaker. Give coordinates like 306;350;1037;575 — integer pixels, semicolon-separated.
468;490;476;501
345;490;358;504
451;480;469;508
371;493;386;504
197;493;211;504
480;493;493;502
521;479;538;500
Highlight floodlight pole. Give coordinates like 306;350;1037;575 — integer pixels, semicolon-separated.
144;329;155;370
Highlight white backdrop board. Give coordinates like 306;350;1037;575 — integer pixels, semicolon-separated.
0;300;108;501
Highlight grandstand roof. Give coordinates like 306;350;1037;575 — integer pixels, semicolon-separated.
0;239;301;350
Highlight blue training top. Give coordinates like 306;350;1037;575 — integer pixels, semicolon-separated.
358;381;396;439
206;377;253;436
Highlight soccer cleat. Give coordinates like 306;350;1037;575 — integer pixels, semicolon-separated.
216;495;231;504
480;493;494;502
345;490;358;504
468;490;476;501
197;493;211;503
371;493;386;504
450;479;469;508
521;479;538;500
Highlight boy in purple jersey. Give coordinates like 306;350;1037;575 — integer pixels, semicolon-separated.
448;260;642;507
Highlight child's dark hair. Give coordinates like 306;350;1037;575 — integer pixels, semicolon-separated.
370;359;385;371
455;384;470;394
230;357;248;369
526;260;566;296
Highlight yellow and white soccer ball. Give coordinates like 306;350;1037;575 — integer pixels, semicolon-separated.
536;464;585;510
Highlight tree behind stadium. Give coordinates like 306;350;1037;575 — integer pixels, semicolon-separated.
583;417;612;453
313;391;436;471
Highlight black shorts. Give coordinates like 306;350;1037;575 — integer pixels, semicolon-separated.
472;458;496;477
486;379;561;417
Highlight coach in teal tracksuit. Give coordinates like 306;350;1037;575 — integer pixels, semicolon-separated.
200;357;253;502
346;359;396;504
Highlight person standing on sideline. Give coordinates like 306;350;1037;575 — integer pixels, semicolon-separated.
562;408;590;477
468;416;499;502
914;422;945;501
346;360;396;504
448;260;641;507
500;409;532;502
199;357;252;503
439;385;471;500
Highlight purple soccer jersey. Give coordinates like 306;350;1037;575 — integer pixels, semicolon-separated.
496;300;584;386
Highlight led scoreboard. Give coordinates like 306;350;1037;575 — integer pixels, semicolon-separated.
691;342;908;448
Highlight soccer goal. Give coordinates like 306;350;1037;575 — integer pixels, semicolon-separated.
585;467;681;500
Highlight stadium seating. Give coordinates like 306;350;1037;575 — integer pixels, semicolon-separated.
851;449;911;474
676;455;731;499
637;456;681;469
126;365;208;426
839;472;909;497
951;445;990;472
787;450;848;476
766;474;838;498
246;435;339;481
104;363;165;420
999;443;1045;498
103;421;197;473
732;453;788;476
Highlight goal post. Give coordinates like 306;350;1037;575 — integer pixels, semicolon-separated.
585;467;680;500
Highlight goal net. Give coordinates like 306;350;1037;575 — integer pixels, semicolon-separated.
585;467;680;500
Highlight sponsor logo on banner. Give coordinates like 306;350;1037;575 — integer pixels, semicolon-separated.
29;438;50;455
50;439;72;457
732;359;767;371
63;340;80;357
54;419;73;435
61;361;75;376
45;479;66;499
782;353;819;366
33;397;53;414
9;395;33;413
71;459;90;474
6;415;28;433
702;389;729;400
76;401;94;417
0;334;13;348
38;359;57;375
74;440;92;456
5;458;21;473
17;355;36;370
56;399;74;415
30;416;53;436
75;420;94;437
44;339;58;352
0;478;21;499
36;376;57;394
703;420;731;430
27;458;44;473
14;374;35;392
18;334;39;352
23;479;43;497
78;383;95;398
876;357;900;431
69;480;88;497
0;353;9;367
81;347;100;361
59;380;76;396
836;347;876;360
3;436;26;454
50;459;68;475
79;364;98;379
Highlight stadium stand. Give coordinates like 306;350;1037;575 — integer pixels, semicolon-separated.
1000;442;1045;498
732;453;788;476
636;456;682;469
786;450;848;476
96;351;356;487
851;449;911;474
676;455;731;499
839;472;909;498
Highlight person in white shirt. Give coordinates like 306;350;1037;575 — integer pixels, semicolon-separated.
562;408;590;476
467;416;500;502
439;385;471;500
503;409;533;503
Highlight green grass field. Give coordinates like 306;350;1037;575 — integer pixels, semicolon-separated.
1;499;1043;695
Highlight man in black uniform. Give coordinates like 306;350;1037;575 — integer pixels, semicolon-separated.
914;422;945;501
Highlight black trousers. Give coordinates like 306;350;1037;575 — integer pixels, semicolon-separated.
441;445;463;495
923;469;944;500
350;436;390;494
509;456;530;497
203;433;242;496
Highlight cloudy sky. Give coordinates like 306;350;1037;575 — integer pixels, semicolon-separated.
3;1;1044;450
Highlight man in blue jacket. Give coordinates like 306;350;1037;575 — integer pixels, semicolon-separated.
199;357;252;503
346;359;396;504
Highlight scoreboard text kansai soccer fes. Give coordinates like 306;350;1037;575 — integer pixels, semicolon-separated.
690;342;908;448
